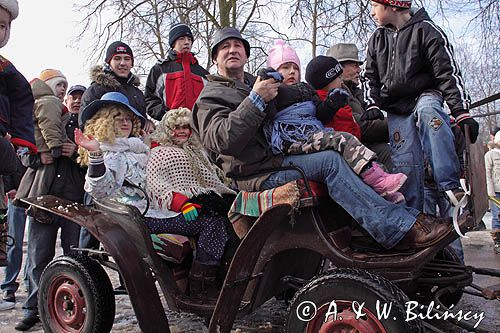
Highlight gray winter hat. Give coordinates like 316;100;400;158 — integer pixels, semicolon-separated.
326;43;363;64
0;0;18;20
210;27;250;60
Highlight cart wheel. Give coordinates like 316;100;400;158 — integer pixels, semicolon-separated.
411;245;464;308
284;268;423;333
38;253;115;333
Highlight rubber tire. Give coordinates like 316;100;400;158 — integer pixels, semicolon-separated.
411;245;464;308
38;253;115;333
284;268;423;333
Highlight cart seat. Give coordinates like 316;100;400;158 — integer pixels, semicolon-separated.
152;180;329;260
152;233;194;264
229;179;329;238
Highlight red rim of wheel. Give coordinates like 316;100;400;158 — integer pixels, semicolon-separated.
306;300;387;333
47;274;87;332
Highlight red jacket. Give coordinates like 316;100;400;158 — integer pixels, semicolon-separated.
316;90;361;139
145;50;209;120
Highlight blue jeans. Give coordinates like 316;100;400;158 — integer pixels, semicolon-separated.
23;216;80;315
388;91;461;211
491;192;500;231
261;150;420;249
424;186;464;262
1;200;28;294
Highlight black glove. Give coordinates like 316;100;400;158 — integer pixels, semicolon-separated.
457;116;479;144
325;88;349;112
50;147;62;158
256;67;283;82
360;106;385;121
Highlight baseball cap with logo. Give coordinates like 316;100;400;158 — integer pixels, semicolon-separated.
305;55;343;90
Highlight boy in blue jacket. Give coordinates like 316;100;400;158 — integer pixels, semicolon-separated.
360;0;479;211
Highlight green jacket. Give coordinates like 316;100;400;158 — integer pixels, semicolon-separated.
192;73;282;191
31;79;68;153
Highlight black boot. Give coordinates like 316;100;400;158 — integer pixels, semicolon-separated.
15;314;40;331
189;261;220;299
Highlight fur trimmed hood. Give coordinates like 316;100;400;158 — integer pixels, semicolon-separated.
90;65;141;89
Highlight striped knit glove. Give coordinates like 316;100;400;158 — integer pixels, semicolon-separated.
181;202;201;222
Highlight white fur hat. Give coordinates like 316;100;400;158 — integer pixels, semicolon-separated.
0;0;18;20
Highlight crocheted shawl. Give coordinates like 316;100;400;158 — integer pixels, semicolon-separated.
264;101;324;154
146;143;236;212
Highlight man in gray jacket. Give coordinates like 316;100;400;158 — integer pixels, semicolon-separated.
192;27;461;252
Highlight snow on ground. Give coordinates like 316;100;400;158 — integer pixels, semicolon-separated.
0;215;498;332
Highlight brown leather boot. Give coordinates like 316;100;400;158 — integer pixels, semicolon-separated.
394;213;459;250
189;262;220;299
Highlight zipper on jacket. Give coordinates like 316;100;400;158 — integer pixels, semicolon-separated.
389;32;398;90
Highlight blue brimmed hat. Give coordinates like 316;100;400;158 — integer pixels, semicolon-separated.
79;92;145;129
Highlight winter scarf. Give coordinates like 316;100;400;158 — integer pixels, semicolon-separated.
264;101;324;154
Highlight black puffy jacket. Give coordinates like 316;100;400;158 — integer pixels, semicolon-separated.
361;8;471;120
79;65;146;126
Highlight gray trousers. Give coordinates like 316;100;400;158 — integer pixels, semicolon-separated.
22;216;80;315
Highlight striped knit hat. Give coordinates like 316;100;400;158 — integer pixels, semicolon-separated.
372;0;411;9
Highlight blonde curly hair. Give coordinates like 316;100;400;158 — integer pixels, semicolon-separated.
78;104;142;165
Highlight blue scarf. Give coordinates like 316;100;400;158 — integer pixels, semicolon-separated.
264;101;324;154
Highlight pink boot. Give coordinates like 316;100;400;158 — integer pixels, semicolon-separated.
384;191;405;203
361;163;407;196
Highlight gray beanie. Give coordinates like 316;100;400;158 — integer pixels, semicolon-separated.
0;0;18;20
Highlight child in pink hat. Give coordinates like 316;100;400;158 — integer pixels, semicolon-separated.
263;39;407;202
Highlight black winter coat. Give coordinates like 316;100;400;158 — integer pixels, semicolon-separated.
0;137;18;176
50;113;86;203
0;56;36;153
361;8;471;120
79;65;146;126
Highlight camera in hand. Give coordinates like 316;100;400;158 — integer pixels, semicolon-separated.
257;67;284;82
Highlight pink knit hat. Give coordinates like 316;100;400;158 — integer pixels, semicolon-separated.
267;39;301;71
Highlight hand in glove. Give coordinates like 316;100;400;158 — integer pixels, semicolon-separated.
456;116;479;144
181;202;202;222
326;88;350;112
256;67;284;82
360;106;385;121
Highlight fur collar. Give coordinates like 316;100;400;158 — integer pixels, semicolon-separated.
90;65;141;89
100;137;149;154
